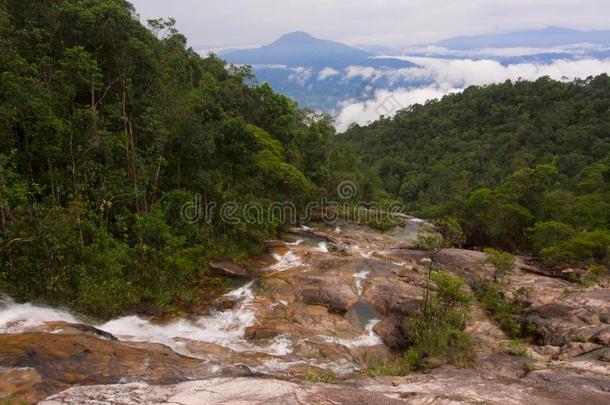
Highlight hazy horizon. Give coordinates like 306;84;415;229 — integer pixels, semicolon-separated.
129;0;610;50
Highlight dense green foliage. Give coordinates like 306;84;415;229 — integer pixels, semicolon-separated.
335;76;610;268
1;0;609;321
404;271;474;370
0;0;334;317
367;270;474;376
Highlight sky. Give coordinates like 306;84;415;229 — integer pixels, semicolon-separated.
129;0;610;50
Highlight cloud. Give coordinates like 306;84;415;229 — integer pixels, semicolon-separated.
336;87;454;131
288;67;312;86
318;67;340;80
336;57;610;131
344;66;382;81
250;64;289;69
397;56;610;86
130;0;610;49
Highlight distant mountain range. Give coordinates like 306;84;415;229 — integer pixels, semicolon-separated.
435;27;610;50
223;31;416;70
222;32;418;111
220;28;610;113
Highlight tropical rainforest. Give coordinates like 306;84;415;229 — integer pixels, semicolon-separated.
0;0;608;319
337;77;610;268
0;0;335;317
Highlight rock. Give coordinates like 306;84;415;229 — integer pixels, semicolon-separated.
301;285;358;313
533;345;561;359
54;323;118;341
41;365;610;405
245;326;280;340
531;303;575;320
599;348;610;362
0;367;50;404
577;310;598;325
40;378;410;405
221;364;254;378
422;357;444;369
600;313;610;324
373;316;412;351
559;342;602;359
592;328;610;346
363;282;420;317
263;240;286;249
132;302;165;318
209;260;250;278
524;316;571;346
0;332;214;404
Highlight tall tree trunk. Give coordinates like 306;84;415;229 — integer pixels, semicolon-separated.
122;74;140;213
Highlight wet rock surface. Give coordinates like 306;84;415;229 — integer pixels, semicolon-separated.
40;360;610;405
209;260;252;278
1;220;610;404
373;315;411;351
301;285;359;313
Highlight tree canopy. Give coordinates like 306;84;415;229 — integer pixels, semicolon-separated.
0;0;334;317
335;76;610;267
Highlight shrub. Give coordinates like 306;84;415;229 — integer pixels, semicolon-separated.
542;229;610;266
305;369;338;384
504;338;531;357
485;248;515;283
472;279;526;338
528;221;576;253
405;271;474;371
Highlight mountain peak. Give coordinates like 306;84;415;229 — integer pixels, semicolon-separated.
222;32;417;71
272;31;318;45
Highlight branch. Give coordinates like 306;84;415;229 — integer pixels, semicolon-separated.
1;238;34;251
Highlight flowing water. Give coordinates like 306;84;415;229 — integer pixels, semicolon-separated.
0;221;421;387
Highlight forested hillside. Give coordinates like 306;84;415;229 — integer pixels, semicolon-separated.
1;0;608;320
335;76;610;267
0;0;334;317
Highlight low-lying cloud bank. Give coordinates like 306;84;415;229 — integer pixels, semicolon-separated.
336;56;610;131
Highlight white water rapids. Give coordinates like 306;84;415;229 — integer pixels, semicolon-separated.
0;282;293;358
0;226;394;378
269;250;306;271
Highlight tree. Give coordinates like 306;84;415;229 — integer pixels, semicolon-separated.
485;249;515;283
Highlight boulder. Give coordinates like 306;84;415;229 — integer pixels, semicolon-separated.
0;332;214;404
559;342;602;359
599;348;610;362
363;282;420;317
373;316;412;351
523;316;572;346
263;240;286;249
301;285;358;313
41;321;118;341
209;260;250;278
244;326;280;341
531;303;575;320
592;328;610;346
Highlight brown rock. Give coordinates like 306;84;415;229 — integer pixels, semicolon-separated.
263;240;286;249
592;328;610;346
559;342;602;359
373;315;412;351
599;348;610;362
0;332;214;404
363;282;420;317
209;260;250;278
301;285;358;313
244;326;280;340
